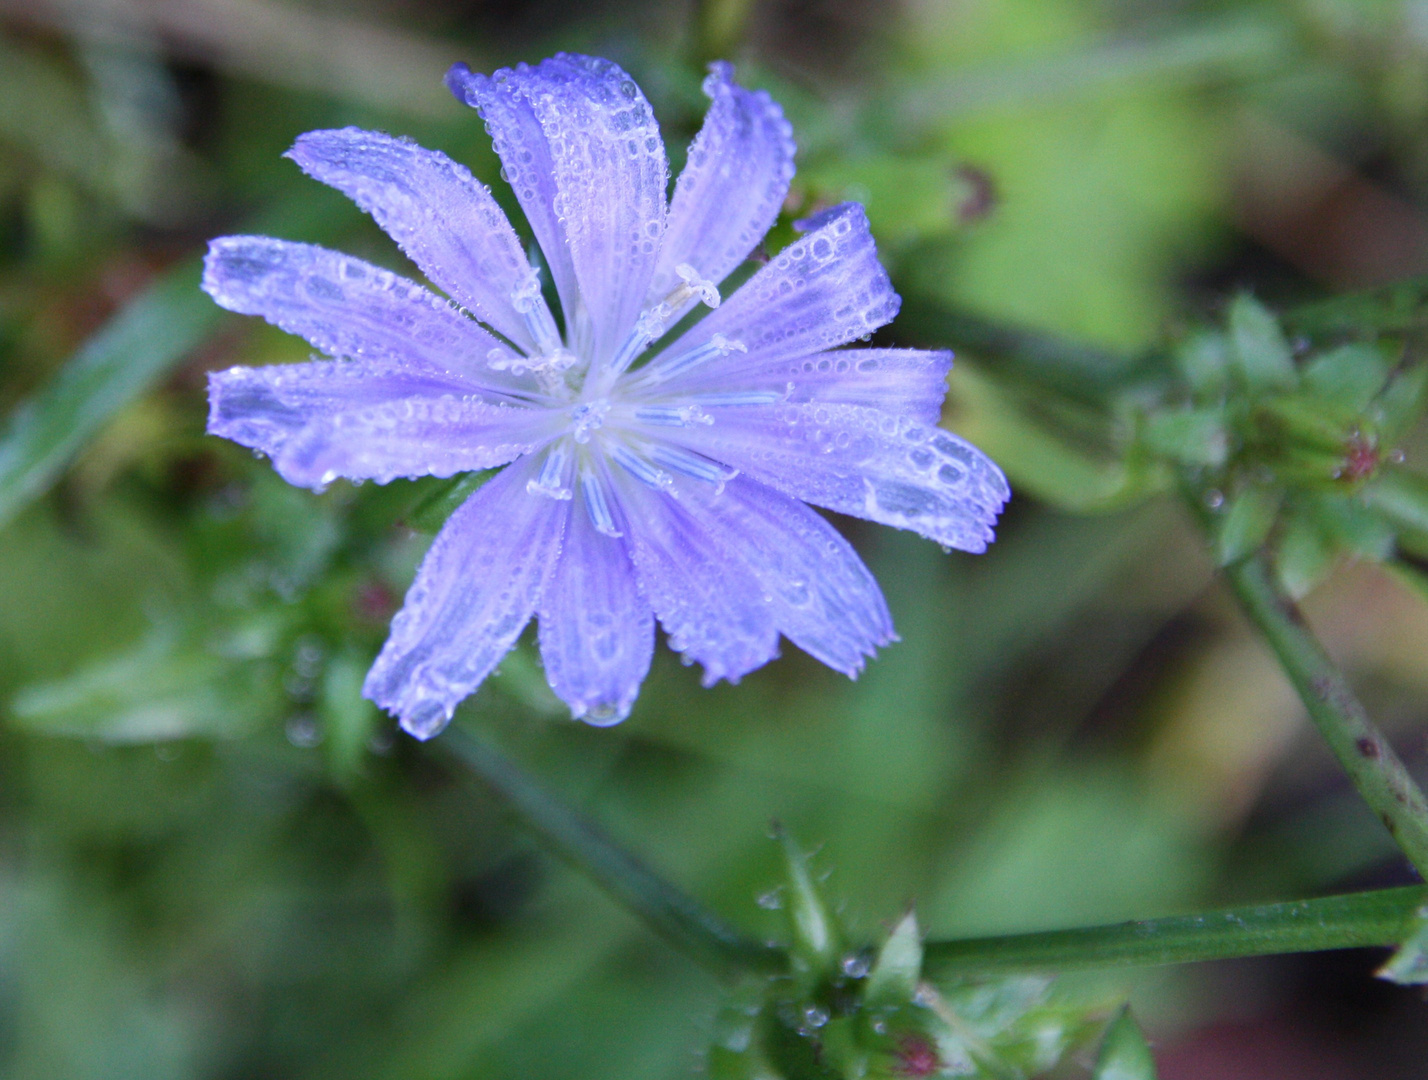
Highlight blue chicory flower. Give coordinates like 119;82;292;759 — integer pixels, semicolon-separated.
202;54;1009;739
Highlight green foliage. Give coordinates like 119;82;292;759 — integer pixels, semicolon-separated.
1377;907;1428;985
1092;1007;1158;1080
706;839;1105;1079
9;0;1428;1076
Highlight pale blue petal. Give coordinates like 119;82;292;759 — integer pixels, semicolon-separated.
287;127;543;352
210;364;560;489
651;347;950;426
647;62;795;311
448;55;668;367
646;203;899;379
669;403;1010;552
615;475;779;686
365;457;565;738
682;477;894;677
202;236;537;400
209;358;475;461
537;490;653;725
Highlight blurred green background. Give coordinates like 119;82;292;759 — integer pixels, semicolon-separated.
3;0;1428;1076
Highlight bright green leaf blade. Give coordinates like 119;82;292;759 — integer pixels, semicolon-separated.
1214;485;1281;566
1306;492;1394;562
1173;330;1228;399
1286;275;1428;338
864;910;923;1008
1093;1006;1158;1080
0;258;219;531
1228;293;1296;393
1376;364;1428;446
1301;343;1391;415
1364;469;1428;535
1275;509;1335;600
775;824;843;983
1377;906;1428;985
1142;407;1228;466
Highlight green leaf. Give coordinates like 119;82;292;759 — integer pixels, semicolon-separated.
1275;510;1335;600
321;647;380;780
1306;492;1394;562
1375;363;1428;445
403;470;497;533
1286;274;1428;338
1377;907;1428;985
864;911;923;1009
1214;485;1281;566
0;259;220;531
9;621;284;742
1364;469;1428;535
1228;293;1296;393
775;825;843;986
1141;407;1228;466
1302;343;1391;416
1173;330;1228;400
1093;1006;1158;1080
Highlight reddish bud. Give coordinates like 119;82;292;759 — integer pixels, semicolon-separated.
893;1033;941;1077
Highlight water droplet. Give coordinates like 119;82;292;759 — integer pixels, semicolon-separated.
286;713;322;748
802;1005;829;1029
756;889;783;910
1204;489;1225;510
841;953;870;978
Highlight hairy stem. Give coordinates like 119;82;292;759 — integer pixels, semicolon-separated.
441;725;786;979
1222;553;1428;879
923;886;1427;976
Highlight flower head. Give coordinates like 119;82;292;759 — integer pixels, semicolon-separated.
202;55;1009;739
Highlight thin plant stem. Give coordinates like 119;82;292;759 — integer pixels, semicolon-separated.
1221;552;1428;879
441;725;786;980
922;886;1428;977
894;291;1155;406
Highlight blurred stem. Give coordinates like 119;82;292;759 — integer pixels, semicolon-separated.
441;725;786;980
1219;551;1428;879
896;291;1155;406
923;886;1427;976
696;0;756;62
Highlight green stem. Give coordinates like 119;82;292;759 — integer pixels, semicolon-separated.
1221;552;1428;879
441;726;786;980
895;292;1154;406
922;886;1428;976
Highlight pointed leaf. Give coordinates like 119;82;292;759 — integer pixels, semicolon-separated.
1228;293;1296;393
1376;363;1428;445
0;260;218;531
403;470;497;533
864;911;923;1009
1093;1006;1158;1080
1214;485;1281;566
1377;907;1428;984
1306;492;1394;561
1142;407;1228;467
775;826;842;984
1275;510;1335;600
1365;469;1428;535
1302;343;1391;416
1173;330;1228;399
